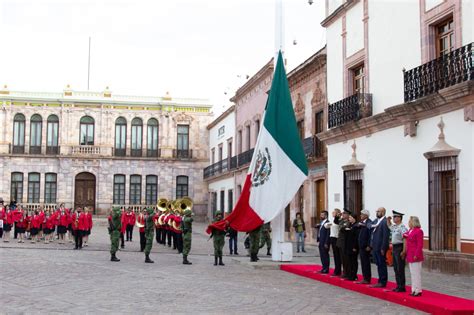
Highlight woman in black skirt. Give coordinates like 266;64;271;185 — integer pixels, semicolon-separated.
16;209;27;243
3;206;13;242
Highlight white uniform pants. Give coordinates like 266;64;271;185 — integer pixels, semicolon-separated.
409;262;422;293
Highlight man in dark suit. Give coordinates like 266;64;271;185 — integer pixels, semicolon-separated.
356;209;372;284
316;211;331;273
369;207;390;288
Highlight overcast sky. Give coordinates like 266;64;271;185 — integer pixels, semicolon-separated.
0;0;325;113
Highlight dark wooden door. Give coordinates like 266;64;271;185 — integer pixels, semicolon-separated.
74;172;96;213
316;179;325;219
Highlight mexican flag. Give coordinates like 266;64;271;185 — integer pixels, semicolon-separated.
207;51;308;233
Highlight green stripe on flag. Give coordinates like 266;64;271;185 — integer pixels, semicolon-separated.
263;51;308;175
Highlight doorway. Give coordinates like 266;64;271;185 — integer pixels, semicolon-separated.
74;172;96;214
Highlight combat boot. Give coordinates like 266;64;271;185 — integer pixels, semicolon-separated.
111;254;120;262
267;249;271;256
214;256;218;266
250;253;257;262
218;255;225;266
145;255;154;263
183;255;192;265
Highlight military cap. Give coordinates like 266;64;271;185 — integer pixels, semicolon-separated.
215;211;223;217
343;208;352;215
392;210;404;217
183;209;192;216
146;207;155;215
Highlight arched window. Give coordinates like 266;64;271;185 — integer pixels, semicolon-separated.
12;114;25;153
131;118;143;157
113;174;125;204
147;118;159;157
29;114;43;154
145;175;158;205
79;116;94;145
10;172;24;203
114;117;127;156
27;172;40;203
176;175;189;198
46;115;59;154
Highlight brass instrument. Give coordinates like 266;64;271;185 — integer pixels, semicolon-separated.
136;213;145;228
157;198;168;212
174;197;193;215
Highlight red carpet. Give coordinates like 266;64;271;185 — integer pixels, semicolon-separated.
281;264;474;315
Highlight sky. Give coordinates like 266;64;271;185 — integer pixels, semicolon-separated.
0;0;325;114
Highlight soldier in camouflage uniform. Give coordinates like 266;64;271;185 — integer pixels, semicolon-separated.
249;224;262;262
182;209;193;265
144;207;155;263
109;207;122;262
259;222;272;256
210;211;226;266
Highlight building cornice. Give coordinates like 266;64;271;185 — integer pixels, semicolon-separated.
321;0;358;27
207;105;235;130
318;80;474;145
230;58;274;103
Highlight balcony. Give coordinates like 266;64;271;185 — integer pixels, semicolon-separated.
404;42;473;103
46;146;60;155
11;145;25;154
328;93;373;129
302;136;325;160
173;149;193;159
147;149;161;158
237;148;254;167
29;146;42;155
69;145;112;156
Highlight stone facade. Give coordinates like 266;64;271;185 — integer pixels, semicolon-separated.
0;88;212;217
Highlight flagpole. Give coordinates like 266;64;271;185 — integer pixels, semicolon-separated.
87;36;91;90
271;0;292;262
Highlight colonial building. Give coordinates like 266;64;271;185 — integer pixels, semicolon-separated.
287;47;327;242
204;105;236;219
0;86;212;217
318;0;473;274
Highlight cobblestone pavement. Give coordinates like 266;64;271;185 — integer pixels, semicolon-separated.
0;219;471;314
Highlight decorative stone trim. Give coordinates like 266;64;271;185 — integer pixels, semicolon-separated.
423;117;461;159
464;104;474;122
318;80;473;145
341;141;365;171
403;120;418;137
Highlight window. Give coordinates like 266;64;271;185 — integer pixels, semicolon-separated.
113;175;125;204
220;190;225;212
131;118;143;157
46;115;59;154
255;119;260;139
218;145;223;161
12;114;25;153
428;156;458;251
211;191;217;217
227;140;233;160
177;125;190;157
129;175;142;205
436;18;454;57
315;111;324;158
147;118;159;157
246;125;251;150
145;175;158;205
227;189;233;213
211;148;215;164
80;116;94;145
115;117;127;156
344;170;363;218
218;126;225;136
238;130;243;154
27;172;40;203
29;114;42;154
352;65;365;94
176;175;188;199
44;173;57;204
10;172;23;203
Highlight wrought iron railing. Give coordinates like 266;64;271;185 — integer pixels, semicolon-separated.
237;148;254;167
12;145;25;154
328;93;372;129
302;136;325;159
173;149;193;159
229;156;238;169
404;42;473;103
46;146;60;155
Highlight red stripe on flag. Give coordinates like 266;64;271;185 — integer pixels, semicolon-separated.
206;174;263;234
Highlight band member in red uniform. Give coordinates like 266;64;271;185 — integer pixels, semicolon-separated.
56;206;69;244
3;206;22;242
43;211;56;244
83;207;93;246
30;210;42;243
16;209;28;243
67;206;74;243
71;207;86;249
137;208;146;252
120;208;127;249
0;200;5;239
174;213;183;253
125;207;136;242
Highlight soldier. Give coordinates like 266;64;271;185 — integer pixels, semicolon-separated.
249;224;262;262
209;211;226;266
182;209;193;265
144;207;155;263
259;222;272;256
109;207;121;262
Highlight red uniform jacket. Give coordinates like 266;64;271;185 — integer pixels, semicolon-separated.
30;214;42;229
71;212;87;231
137;214;145;233
16;214;28;229
84;213;93;230
45;216;56;229
120;212;127;233
56;211;70;227
125;212;136;226
173;215;182;234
